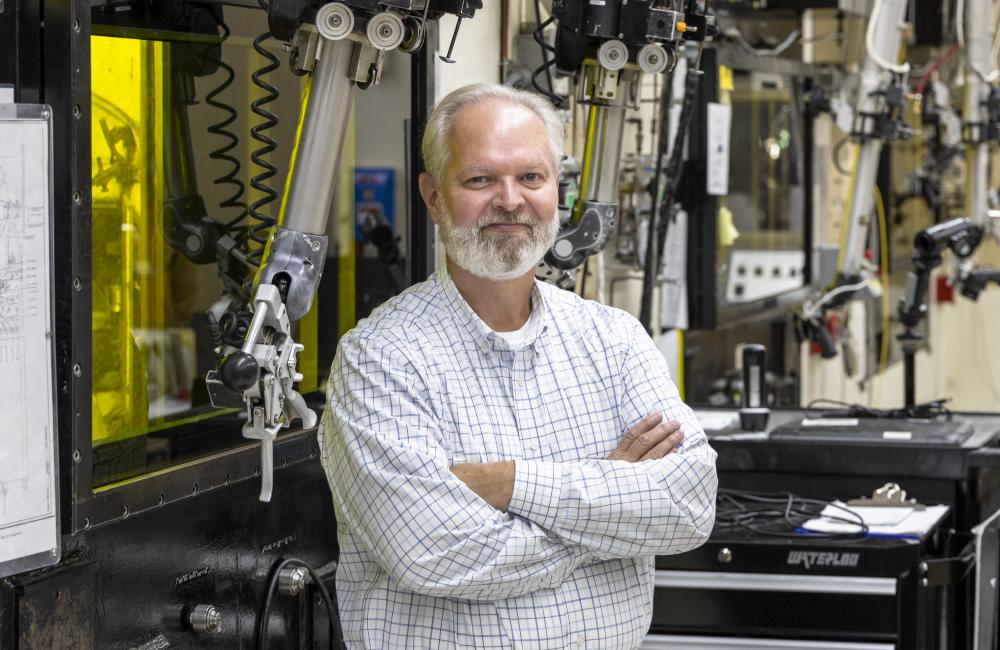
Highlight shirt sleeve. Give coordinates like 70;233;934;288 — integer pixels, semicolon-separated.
320;332;588;601
507;314;718;560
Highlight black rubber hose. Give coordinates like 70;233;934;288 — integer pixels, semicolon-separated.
256;557;342;649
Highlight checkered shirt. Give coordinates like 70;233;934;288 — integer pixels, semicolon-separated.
319;270;717;649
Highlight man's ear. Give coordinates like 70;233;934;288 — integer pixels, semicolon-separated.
418;172;443;225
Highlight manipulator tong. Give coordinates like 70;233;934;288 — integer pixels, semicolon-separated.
207;283;318;502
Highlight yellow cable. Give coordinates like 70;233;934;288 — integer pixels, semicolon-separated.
872;184;890;407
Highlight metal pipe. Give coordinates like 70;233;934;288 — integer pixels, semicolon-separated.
164;70;200;202
840;140;879;277
577;103;626;209
278;39;355;236
963;0;992;226
839;0;907;278
242;302;269;354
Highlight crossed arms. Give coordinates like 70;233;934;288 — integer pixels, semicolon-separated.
320;319;718;601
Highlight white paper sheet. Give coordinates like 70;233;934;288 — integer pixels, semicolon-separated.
804;501;949;538
0;107;59;577
694;410;740;431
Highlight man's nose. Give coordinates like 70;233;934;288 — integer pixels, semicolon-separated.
492;178;525;212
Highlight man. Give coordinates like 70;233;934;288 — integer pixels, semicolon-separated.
320;83;717;649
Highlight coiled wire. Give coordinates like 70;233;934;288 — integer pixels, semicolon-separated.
531;2;562;108
203;15;250;233
247;0;281;266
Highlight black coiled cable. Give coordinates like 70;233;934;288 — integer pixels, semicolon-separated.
204;17;250;233
248;0;281;266
531;2;562;108
206;23;247;218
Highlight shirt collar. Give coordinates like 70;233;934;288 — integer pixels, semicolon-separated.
436;267;552;354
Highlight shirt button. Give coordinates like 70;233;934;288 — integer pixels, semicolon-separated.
576;636;583;648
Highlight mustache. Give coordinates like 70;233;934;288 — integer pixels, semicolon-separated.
476;209;538;229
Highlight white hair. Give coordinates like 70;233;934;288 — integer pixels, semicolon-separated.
421;83;564;184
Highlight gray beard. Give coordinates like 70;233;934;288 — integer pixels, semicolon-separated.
438;205;560;281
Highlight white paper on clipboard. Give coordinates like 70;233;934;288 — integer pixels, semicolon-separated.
706;102;732;196
0;103;60;578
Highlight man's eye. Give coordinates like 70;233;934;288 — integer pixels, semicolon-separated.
466;176;489;186
523;173;544;183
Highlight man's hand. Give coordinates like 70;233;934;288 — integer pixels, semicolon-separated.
450;461;516;511
606;412;684;462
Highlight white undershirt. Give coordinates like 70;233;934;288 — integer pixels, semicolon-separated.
493;307;541;348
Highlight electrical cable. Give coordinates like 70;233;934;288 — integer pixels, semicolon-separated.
914;43;960;96
658;44;704;260
724;27;800;57
248;0;281;267
800;31;843;44
639;43;704;331
202;8;249;230
638;61;675;331
802;277;870;320
831;136;853;176
715;488;869;539
803;397;953;419
256;557;341;650
531;7;563;108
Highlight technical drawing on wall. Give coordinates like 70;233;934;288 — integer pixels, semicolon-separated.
0;109;58;574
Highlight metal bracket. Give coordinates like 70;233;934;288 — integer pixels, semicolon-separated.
546;201;617;270
846;482;926;509
253;227;328;322
921;546;975;587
